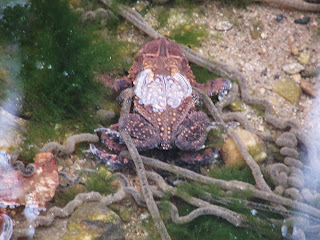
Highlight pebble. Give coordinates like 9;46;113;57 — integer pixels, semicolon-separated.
291;46;299;56
291;74;301;83
300;78;316;97
215;21;233;31
294;16;311;25
65;158;74;166
301;65;317;77
273;77;301;104
297;43;308;51
282;63;305;75
298;52;311;65
275;14;284;22
261;32;267;39
258;125;264;132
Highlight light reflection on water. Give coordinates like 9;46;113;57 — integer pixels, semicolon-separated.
0;41;39;239
304;82;320;191
293;68;320;239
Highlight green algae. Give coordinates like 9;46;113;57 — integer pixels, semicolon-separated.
229;100;245;112
151;179;282;240
209;165;256;185
0;0;140;157
215;0;251;8
86;167;117;194
0;1;102;120
190;64;220;84
155;197;282;240
54;184;86;208
0;0;135;121
171;23;208;47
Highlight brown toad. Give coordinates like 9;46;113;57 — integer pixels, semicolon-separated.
91;38;231;168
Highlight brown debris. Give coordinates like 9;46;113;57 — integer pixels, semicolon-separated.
0;153;59;209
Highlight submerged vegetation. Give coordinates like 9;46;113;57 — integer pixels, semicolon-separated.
86;167;117;194
171;23;208;47
149;179;282;240
0;0;136;153
0;0;102;121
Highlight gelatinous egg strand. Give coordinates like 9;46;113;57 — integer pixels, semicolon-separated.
134;69;192;112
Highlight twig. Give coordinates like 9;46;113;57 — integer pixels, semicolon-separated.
118;88;171;240
40;133;99;154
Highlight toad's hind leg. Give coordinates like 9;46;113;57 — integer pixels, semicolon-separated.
175;112;210;151
119;113;161;151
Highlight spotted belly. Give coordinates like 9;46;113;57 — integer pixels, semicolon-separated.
133;96;194;150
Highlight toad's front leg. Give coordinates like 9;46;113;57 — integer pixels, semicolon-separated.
119;113;161;151
190;78;232;100
99;74;132;92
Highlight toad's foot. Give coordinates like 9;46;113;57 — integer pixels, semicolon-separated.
89;144;133;170
95;127;127;152
191;78;232;100
180;148;219;165
176;111;210;151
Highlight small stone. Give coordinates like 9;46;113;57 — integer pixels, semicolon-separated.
57;166;63;171
294;16;311;25
282;63;305;75
276;14;284;22
297;43;308;51
221;127;267;167
229;100;244;111
300;78;316;97
261;32;267;39
291;46;299;56
258;125;264;132
63;202;124;240
250;24;263;39
291;74;301;83
215;21;233;31
65;158;73;166
259;87;265;95
301;65;317;77
273;77;301;104
298;52;311;65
